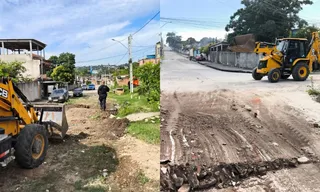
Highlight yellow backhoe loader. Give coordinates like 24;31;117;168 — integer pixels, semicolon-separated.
253;41;276;55
252;32;320;83
0;78;68;168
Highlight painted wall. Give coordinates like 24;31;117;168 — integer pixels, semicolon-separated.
0;54;40;79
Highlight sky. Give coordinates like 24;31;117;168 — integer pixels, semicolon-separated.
0;0;160;66
160;0;320;42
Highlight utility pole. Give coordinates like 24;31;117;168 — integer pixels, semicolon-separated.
128;34;133;94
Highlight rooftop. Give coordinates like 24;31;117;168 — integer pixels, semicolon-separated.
0;39;46;50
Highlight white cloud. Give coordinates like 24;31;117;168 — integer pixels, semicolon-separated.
0;0;159;66
75;20;160;66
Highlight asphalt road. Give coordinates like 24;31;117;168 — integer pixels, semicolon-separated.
161;48;320;93
160;48;320;192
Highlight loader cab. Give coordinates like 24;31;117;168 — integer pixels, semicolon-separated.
277;38;308;67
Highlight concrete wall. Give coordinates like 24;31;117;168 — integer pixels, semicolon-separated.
16;81;41;101
209;51;264;69
0;54;40;79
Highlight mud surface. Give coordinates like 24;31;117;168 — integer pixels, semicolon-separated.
0;99;157;192
160;90;320;191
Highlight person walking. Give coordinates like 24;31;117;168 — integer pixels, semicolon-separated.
97;81;110;111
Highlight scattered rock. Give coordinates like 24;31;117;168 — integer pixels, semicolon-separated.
145;119;149;122
46;190;49;192
161;118;165;122
272;142;279;146
102;172;108;177
161;167;167;174
151;120;155;123
109;114;115;119
244;106;252;112
297;156;310;164
178;184;190;192
253;112;258;118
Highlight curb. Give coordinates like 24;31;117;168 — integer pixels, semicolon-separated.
197;61;252;74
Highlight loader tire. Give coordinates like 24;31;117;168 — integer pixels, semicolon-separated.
268;68;281;83
252;67;263;80
14;124;48;169
292;63;310;81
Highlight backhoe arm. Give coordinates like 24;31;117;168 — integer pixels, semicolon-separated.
0;78;38;125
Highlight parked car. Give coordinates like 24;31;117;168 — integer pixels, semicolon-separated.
81;84;87;90
48;88;69;103
195;54;206;61
87;84;95;90
73;88;83;97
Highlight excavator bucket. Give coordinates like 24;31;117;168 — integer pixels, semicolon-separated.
33;103;68;140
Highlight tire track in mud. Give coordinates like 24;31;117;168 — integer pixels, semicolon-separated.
160;92;182;163
161;89;320;190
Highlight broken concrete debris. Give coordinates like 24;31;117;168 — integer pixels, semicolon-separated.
160;157;306;191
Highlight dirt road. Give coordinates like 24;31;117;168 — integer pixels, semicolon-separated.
0;93;159;192
160;49;320;191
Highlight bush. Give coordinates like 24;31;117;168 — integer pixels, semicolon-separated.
135;62;160;103
0;60;27;82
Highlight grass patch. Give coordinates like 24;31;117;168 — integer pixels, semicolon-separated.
307;89;320;96
74;178;109;192
307;76;320;96
137;171;150;185
109;92;159;117
127;120;160;144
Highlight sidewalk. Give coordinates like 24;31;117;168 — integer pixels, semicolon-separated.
198;61;252;73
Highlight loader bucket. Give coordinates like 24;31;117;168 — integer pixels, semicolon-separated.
33;103;68;139
228;34;256;52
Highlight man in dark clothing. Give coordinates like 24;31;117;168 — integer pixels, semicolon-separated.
97;81;110;111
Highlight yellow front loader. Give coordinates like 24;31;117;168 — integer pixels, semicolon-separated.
0;78;68;168
252;32;320;83
253;41;276;55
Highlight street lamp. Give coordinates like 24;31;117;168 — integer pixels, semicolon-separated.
112;37;133;94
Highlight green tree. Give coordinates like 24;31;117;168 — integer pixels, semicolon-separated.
46;55;59;77
294;25;320;41
166;32;182;50
136;62;160;103
186;37;197;45
51;65;74;83
0;60;27;82
47;52;76;83
225;0;312;42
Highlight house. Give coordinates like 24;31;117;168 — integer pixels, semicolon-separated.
209;42;229;52
138;54;160;66
0;39;51;80
116;75;139;87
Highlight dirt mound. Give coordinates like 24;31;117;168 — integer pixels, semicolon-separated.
95;118;130;140
160;158;310;191
66;104;91;109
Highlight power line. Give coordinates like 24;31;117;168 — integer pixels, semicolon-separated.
76;47;153;64
132;11;160;36
115;51;128;65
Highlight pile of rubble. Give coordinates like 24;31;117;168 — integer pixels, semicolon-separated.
160;157;311;191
